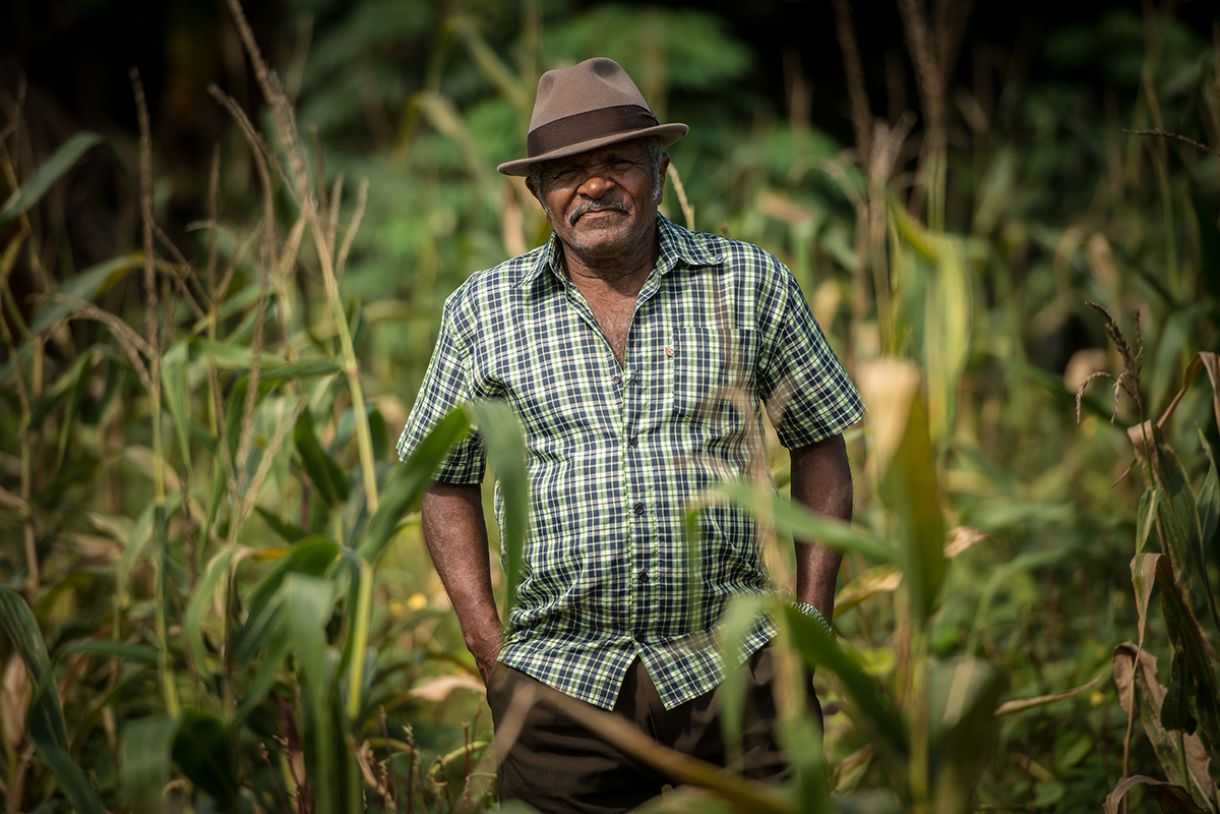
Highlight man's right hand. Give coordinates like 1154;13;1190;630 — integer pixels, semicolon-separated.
467;624;503;684
419;482;504;685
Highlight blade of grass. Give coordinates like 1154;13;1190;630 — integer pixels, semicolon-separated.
0;132;103;227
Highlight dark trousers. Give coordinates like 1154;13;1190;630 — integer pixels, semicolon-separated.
486;645;819;813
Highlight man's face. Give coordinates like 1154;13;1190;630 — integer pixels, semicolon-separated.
528;140;668;262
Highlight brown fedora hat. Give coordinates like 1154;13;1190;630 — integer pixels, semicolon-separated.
497;57;687;177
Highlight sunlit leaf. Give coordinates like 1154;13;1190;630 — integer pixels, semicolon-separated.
781;604;907;762
358;407;471;563
858;359;946;623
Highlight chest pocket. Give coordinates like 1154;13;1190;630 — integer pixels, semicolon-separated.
671;327;757;443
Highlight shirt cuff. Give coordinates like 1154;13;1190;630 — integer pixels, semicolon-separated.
792;600;835;638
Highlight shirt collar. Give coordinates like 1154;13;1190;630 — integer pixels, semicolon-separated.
516;214;723;290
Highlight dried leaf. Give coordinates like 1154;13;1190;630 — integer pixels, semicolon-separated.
407;674;485;704
1104;775;1206;814
1113;643;1217;806
1133;553;1162;649
2;654;31;750
995;672;1105;717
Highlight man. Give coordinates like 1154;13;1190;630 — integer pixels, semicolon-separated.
396;57;864;812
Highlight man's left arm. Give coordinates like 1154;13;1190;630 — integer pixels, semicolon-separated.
789;432;853;625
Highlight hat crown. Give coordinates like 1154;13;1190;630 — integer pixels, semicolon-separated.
496;56;686;175
529;58;652;131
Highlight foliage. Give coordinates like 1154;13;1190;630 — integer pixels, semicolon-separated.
1;0;1219;812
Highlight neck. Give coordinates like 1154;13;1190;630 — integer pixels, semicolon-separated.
559;221;660;292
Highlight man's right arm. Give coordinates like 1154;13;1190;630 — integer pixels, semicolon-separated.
420;482;502;682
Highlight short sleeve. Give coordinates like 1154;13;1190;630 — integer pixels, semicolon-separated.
395;297;485;484
756;262;865;449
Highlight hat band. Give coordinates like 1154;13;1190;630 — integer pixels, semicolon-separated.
527;104;659;158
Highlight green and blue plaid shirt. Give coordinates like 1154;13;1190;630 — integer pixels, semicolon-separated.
397;215;864;710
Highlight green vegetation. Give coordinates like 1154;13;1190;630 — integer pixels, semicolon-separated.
1;1;1218;811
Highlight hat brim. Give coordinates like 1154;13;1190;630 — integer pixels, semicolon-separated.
496;123;688;176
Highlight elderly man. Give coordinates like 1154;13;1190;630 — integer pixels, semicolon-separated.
396;57;864;812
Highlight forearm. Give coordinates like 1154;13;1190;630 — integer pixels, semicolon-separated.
420;482;501;668
789;434;854;622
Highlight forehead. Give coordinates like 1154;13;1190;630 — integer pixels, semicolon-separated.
543;139;649;172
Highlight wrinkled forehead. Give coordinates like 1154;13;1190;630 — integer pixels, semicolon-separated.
540;138;651;173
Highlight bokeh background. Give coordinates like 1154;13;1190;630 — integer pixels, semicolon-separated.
2;1;1219;812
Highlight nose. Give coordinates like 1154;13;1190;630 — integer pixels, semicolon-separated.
577;172;614;198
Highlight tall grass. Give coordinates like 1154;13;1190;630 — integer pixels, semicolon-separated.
0;4;525;811
1;1;1219;813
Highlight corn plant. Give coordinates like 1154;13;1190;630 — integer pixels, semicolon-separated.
0;2;531;811
1077;305;1220;813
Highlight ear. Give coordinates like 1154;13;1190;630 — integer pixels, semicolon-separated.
655;153;671;203
525;177;541;202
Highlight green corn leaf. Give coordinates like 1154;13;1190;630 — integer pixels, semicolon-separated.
295;409;350;505
344;558;374;723
1152;435;1220;648
59;640;159;666
466;400;529;618
29;347;95;430
234;536;339;663
234;620;293;722
1137;487;1159;559
255;505;310;543
162;340;193;469
1196;430;1218;555
29;253;141;334
0;588;104;814
185;547;238;678
121;716;179;813
777;714;831;813
781;603;908;762
199;339;342;380
282;574;339;814
1160;650;1193;734
927;657;1005;813
715;594;769;764
0;131;104;227
707;480;893;563
358;406;471;563
221;376;280;466
35;742;106;814
52;348;95;473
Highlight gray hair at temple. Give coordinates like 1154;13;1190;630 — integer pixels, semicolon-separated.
527;136;667;205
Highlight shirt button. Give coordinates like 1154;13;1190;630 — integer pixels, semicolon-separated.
628;436;639;448
638;570;649;584
611;374;622;387
633;502;645;516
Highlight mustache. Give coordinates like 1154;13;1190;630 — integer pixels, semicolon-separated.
568;200;628;226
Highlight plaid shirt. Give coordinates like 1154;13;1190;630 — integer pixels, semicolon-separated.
397;215;865;710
